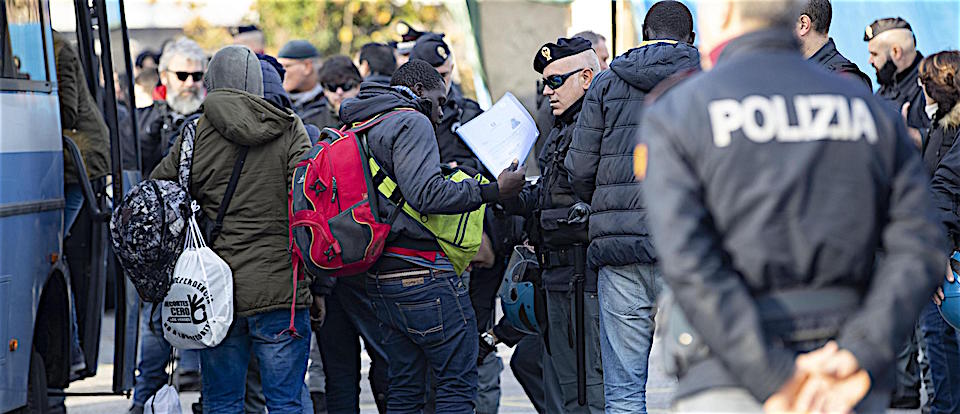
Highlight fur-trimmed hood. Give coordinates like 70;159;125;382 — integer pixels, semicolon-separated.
939;103;960;130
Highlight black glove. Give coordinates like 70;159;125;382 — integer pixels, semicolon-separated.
565;202;591;224
478;333;497;365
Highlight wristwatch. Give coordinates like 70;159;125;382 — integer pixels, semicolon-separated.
481;331;497;347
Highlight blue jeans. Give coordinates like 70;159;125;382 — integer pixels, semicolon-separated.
200;309;310;414
598;264;662;414
64;183;84;233
318;274;390;412
367;270;478;413
920;301;960;414
133;304;201;406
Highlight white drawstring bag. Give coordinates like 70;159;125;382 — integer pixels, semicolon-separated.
161;202;234;349
144;384;182;414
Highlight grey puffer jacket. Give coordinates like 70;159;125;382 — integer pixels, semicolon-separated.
338;83;499;260
565;40;700;269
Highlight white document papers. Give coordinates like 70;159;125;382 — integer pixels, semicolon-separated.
456;92;539;175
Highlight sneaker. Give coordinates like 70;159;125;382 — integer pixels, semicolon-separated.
128;405;145;414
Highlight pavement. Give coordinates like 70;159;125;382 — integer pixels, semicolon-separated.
62;310;678;413
63;312;921;414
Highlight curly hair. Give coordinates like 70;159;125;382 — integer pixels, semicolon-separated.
390;59;445;92
920;51;960;119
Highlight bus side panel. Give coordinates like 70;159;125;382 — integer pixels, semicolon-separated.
0;89;64;412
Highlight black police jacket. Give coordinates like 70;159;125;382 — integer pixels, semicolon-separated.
566;40;700;270
503;98;594;291
878;53;931;131
437;85;484;173
642;28;944;402
809;38;872;91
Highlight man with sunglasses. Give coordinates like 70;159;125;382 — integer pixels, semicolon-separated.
564;2;700;413
501;36;604;413
317;56;363;129
137;37;207;179
130;36;206;414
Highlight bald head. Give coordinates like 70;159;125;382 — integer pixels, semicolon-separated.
868;28;918;75
698;0;803;56
541;49;599;116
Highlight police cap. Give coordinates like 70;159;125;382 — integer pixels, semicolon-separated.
410;33;451;67
534;36;592;74
864;17;913;41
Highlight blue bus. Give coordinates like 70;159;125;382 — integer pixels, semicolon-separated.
1;0;139;411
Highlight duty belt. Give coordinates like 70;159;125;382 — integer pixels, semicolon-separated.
539;246;586;269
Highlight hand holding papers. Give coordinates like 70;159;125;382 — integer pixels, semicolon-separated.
456;92;539;176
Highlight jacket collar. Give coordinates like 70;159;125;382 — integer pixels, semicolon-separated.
715;28;801;66
809;38;839;65
895;53;923;84
555;96;583;127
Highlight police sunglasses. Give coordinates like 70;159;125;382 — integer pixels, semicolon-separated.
542;68;585;90
324;81;358;93
171;71;203;82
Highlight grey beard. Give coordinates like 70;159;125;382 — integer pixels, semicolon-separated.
167;92;203;115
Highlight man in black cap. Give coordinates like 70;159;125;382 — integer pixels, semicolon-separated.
795;0;871;90
866;17;930;143
642;0;943;411
410;32;485;172
502;36;605;413
277;40;329;129
358;42;397;85
390;20;424;67
865;17;931;409
565;2;700;412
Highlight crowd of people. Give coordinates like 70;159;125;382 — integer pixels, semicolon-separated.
58;0;960;413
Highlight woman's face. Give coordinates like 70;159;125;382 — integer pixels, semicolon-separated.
920;76;936;105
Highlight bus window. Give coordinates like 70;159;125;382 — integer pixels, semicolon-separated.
1;0;47;81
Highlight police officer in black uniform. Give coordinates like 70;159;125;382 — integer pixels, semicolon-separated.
409;33;485;173
866;18;931;137
503;37;604;413
641;1;945;412
795;0;871;90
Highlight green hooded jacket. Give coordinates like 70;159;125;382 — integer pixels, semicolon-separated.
152;88;312;316
54;32;110;184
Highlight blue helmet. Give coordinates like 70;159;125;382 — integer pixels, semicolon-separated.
940;251;960;330
499;246;546;335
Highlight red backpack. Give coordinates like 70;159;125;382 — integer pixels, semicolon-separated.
288;109;411;279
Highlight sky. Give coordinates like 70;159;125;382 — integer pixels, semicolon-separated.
631;0;960;92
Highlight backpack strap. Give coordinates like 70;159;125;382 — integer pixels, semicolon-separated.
353;109;417;224
207;145;249;244
177;118;200;189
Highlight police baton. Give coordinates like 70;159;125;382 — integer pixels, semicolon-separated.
573;244;587;406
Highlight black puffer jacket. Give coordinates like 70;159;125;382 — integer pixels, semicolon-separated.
809;38;872;91
565;40;700;269
338;83;499;258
